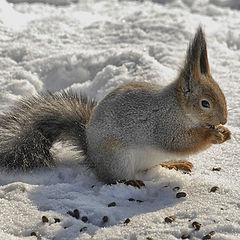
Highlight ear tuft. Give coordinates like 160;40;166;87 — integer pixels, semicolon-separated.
189;26;210;75
179;26;210;94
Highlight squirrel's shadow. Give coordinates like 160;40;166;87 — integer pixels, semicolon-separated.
27;160;187;240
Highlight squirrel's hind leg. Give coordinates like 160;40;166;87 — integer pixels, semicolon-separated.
92;136;140;184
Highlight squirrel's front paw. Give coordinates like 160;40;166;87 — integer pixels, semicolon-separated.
210;125;231;144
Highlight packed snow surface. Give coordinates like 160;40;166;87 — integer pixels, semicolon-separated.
0;0;240;239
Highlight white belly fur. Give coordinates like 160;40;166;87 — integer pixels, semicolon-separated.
127;146;187;172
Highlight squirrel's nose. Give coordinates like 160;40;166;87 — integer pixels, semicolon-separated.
220;117;227;125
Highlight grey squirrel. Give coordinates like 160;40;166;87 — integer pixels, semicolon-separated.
0;27;231;183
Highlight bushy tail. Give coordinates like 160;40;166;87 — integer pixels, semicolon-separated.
0;91;96;170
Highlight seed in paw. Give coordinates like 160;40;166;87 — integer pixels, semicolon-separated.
176;192;187;198
54;218;61;223
73;209;80;219
102;216;109;223
81;216;88;223
192;221;201;230
30;232;38;237
210;186;219;192
164;216;176;223
80;226;87;232
42;216;49;223
108;202;116;207
181;234;190;239
124;218;130;224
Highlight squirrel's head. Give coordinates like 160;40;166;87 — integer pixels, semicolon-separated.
176;26;227;127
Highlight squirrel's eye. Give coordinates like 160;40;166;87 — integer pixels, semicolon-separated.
201;100;210;108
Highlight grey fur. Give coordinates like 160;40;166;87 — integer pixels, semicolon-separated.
0;91;96;170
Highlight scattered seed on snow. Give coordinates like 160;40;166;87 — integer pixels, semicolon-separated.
210;186;219;193
192;221;201;230
81;216;88;223
42;216;49;223
164;216;176;223
80;226;87;232
124;218;130;224
108;202;116;207
30;232;38;237
102;216;109;223
73;209;80;219
176;192;187;198
54;218;61;223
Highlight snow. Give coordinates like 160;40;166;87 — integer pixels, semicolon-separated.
0;0;239;239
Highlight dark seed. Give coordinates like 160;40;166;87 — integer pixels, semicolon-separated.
30;232;38;237
128;198;135;201
202;234;211;240
42;216;49;223
102;216;109;223
192;221;201;230
124;218;130;224
210;186;219;192
80;226;87;232
173;186;180;191
212;167;221;171
181;234;190;239
108;202;116;207
164;216;176;223
176;192;187;198
81;216;88;223
54;218;61;223
136;200;143;203
146;237;153;240
73;209;80;219
67;211;75;217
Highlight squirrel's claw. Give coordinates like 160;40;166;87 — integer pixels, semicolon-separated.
210;125;231;144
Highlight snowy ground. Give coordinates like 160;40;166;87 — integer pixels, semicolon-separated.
0;0;240;239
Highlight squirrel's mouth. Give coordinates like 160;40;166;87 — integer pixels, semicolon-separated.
205;123;216;129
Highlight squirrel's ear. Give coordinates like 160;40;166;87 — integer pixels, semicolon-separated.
180;26;210;94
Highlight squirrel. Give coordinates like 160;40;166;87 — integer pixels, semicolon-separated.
0;27;231;184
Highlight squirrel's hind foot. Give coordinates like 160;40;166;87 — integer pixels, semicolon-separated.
160;160;193;172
